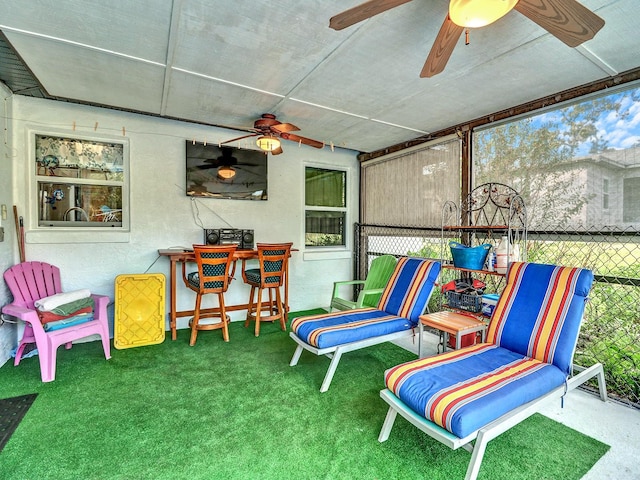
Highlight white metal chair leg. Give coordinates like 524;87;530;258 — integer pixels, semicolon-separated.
595;364;608;401
320;349;344;392
289;345;304;366
465;433;488;480
378;406;398;442
570;363;608;402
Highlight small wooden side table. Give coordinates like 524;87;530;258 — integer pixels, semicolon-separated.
418;311;488;358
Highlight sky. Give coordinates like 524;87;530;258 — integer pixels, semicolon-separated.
598;92;640;150
532;85;640;156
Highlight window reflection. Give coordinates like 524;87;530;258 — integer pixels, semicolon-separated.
35;135;125;227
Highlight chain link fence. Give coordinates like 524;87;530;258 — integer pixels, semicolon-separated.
354;222;640;408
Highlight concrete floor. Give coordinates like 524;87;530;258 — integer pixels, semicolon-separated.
393;331;640;480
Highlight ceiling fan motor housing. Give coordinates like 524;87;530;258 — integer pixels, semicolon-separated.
254;114;280;130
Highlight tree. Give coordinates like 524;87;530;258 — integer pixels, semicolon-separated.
473;88;639;228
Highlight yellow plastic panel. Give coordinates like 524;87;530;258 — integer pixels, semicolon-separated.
114;273;166;349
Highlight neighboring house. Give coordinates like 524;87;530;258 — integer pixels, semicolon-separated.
523;146;640;229
576;146;640;227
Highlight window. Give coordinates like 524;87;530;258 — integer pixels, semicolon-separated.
35;134;128;228
623;177;640;223
473;83;640;230
305;166;346;247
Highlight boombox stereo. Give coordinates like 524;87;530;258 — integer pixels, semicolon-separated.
204;228;254;249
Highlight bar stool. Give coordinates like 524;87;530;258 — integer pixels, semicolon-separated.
182;244;237;345
242;242;292;337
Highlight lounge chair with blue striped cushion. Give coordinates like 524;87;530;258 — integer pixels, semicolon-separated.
378;262;608;480
289;257;441;392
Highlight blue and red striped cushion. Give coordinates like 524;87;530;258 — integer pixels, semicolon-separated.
377;257;441;324
487;262;594;375
291;258;440;349
385;344;566;438
384;262;594;438
291;308;414;349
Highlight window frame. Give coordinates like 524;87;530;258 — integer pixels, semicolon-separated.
27;128;130;244
304;165;348;249
623;177;640;223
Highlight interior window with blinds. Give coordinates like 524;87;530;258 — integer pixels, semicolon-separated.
305;166;347;246
361;136;461;227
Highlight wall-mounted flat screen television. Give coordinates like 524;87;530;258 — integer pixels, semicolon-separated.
186;141;268;200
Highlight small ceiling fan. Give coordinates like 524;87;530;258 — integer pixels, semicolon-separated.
329;0;605;78
220;113;324;155
189;147;261;181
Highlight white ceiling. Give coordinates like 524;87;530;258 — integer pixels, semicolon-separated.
0;0;637;153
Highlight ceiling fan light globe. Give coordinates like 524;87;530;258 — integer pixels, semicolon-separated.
449;0;518;28
256;136;281;151
217;166;236;180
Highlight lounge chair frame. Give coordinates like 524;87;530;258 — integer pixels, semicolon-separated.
379;363;607;480
377;261;609;480
290;257;440;392
289;328;418;393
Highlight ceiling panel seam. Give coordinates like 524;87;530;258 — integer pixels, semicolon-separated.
267;21;368;115
0;24;166;67
160;0;184;116
171;67;285;98
282;18;432;136
575;45;618;76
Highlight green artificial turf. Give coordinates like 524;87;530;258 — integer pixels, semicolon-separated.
0;310;609;480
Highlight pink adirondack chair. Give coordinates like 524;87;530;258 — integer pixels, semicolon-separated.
2;261;111;382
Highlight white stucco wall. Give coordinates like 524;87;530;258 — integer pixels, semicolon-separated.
0;83;17;365
0;95;359;360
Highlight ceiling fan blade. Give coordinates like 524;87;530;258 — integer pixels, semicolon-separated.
280;133;324;149
329;0;413;30
270;146;284;155
220;133;258;145
271;122;300;133
421;15;464;78
515;0;605;48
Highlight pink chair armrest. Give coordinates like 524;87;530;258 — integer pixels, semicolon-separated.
90;293;110;311
2;303;40;323
2;303;47;340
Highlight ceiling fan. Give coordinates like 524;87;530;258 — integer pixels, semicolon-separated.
189;147;260;181
329;0;605;78
221;113;324;155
